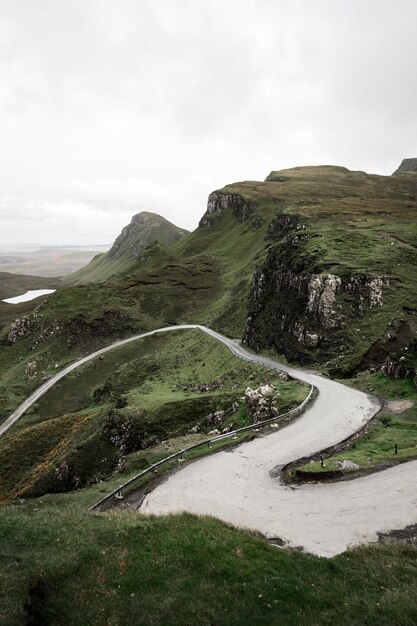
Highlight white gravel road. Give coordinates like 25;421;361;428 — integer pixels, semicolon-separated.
3;324;416;556
139;328;417;557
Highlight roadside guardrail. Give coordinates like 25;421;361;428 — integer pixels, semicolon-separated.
89;384;315;511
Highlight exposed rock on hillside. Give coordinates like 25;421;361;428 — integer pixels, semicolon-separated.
244;213;393;371
361;315;417;380
267;213;307;237
108;212;189;261
245;384;279;421
394;158;417;174
67;212;189;284
307;274;342;329
199;192;256;227
4;305;138;352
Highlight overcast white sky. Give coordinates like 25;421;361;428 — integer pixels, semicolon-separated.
0;0;416;246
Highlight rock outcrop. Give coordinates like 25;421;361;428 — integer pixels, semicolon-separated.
244;211;392;370
244;384;279;421
361;317;417;381
393;158;417;174
199;192;256;227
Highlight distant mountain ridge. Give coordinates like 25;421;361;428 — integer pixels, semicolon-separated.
68;211;189;283
107;212;189;261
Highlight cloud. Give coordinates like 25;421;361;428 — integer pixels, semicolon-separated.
0;0;416;245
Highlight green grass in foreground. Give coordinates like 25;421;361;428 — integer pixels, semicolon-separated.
296;372;417;477
1;504;416;626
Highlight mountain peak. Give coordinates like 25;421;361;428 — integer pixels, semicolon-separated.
393;158;417;174
107;212;189;261
68;212;189;283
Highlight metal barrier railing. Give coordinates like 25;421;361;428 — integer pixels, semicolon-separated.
89;384;315;511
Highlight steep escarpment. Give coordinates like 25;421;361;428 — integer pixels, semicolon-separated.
244;226;393;372
199;192;257;227
240;164;417;376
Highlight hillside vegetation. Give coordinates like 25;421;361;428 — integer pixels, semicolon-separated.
0;329;307;500
0;272;61;300
1;503;417;626
1;164;417;625
1;164;416;485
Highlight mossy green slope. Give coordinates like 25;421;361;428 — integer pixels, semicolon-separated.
0;329;306;499
1;503;417;626
293;372;417;480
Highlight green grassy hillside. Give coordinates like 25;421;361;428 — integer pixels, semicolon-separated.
1;163;417;495
1;166;417;625
0;272;63;345
0;328;306;500
291;372;417;481
0;272;61;300
1;502;416;626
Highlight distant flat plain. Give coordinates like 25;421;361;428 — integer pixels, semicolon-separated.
0;244;110;277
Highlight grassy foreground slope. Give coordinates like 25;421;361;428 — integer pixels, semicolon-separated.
1;503;417;626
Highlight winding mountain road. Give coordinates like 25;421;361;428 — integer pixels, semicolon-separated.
2;324;417;556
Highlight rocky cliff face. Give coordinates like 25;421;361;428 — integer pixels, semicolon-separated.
197;177;416;380
244;214;392;372
394;158;417;174
199;192;256;227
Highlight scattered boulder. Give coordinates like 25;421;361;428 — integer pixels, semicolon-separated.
245;384;279;422
386;400;414;414
336;460;360;471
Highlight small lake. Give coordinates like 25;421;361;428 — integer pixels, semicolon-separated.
2;289;56;304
